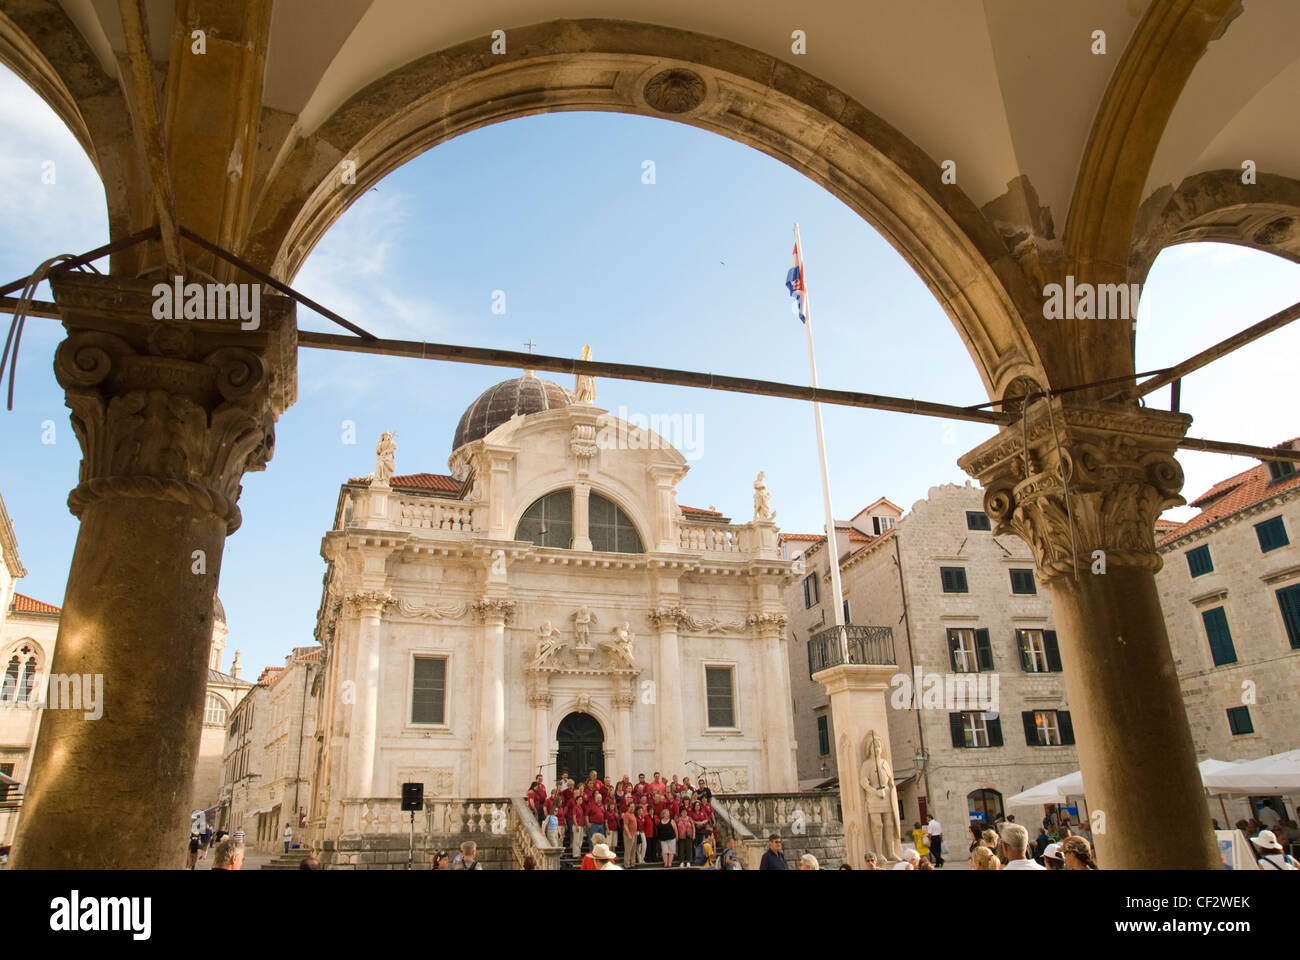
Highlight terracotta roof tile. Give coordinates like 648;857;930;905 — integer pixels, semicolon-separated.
11;593;60;614
680;505;723;517
349;472;461;492
1159;451;1300;546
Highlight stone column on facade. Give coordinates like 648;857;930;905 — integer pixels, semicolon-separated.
813;663;901;867
12;272;296;869
528;687;553;780
572;482;592;550
647;607;686;772
958;398;1218;869
474;597;515;795
484;447;514;539
648;465;685;552
612;683;636;781
749;612;798;791
344;591;392;799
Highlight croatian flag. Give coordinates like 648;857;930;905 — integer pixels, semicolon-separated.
786;239;809;324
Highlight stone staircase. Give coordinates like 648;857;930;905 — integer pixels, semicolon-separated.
261;849;314;870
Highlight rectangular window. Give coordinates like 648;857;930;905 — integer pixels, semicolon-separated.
1201;607;1238;666
949;711;1002;748
1022;709;1074;746
816;715;830;756
411;657;447;724
803;572;820;608
1018;629;1052;672
705;666;736;728
1227;705;1254;736
948;628;994;673
1278;583;1300;649
966;511;991;531
843;599;851;624
0;762;13;802
1255;516;1289;553
940;566;969;594
1186;544;1213;577
1009;568;1036;595
872;516;896;535
1267;459;1297;483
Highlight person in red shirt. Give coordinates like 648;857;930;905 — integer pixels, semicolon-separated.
675;810;694;867
622;805;639;864
668;795;682;820
690;800;710;863
669;774;682;796
605;802;620;852
584;770;604;795
633;774;648;800
525;787;538;819
584;793;607;843
569;801;585;857
650;772;666;796
636;804;652;865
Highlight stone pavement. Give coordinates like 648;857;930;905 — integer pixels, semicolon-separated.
187;847;277;871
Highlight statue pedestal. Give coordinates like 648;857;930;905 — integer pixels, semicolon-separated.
812;663;902;867
364;480;391;526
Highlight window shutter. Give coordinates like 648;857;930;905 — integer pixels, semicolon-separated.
1202;608;1238;666
1017;631;1032;672
949;712;965;748
1058;710;1075;745
1044;631;1063;672
947;631;960;672
940;568;952;592
1278;585;1300;648
986;714;1003;747
975;628;993;671
1021;711;1038;746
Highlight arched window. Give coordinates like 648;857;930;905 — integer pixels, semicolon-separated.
516;490;573;548
205;694;229;725
967;787;1004;825
1;656;19;702
18;656;38;702
589;493;643;554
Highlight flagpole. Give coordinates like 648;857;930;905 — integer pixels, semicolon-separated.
794;224;848;664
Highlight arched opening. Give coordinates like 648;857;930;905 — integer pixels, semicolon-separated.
556;712;605;784
967;787;1004;826
516;490;573;549
588;493;643;555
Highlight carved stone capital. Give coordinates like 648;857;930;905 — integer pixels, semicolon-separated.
527;692;553;709
958;399;1191;582
612;693;636;709
647;606;687;629
747;612;789;632
343;591;395;616
50;272;296;534
473;597;516;624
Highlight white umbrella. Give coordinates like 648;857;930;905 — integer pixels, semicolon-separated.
1201;748;1300;796
1008;759;1233;806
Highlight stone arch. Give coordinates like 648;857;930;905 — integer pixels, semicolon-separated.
245;19;1044;402
509;479;653;554
1130;170;1300;283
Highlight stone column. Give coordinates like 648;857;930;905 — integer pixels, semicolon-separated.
749;613;798;791
529;690;552;779
814;663;901;867
13;272;295;869
474;597;515;795
612;686;636;781
958;398;1218;869
647;608;686;772
345;591;392;799
572;482;592;550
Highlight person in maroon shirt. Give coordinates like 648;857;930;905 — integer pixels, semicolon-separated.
669;774;682;796
569;801;585;857
675;810;694;866
584;793;606;842
622;806;639;864
650;772;665;796
634;774;648;799
668;795;682;820
605;802;620;852
636;804;653;865
690;800;710;864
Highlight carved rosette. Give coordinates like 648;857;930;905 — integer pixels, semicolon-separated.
958;399;1191;582
50;272;295;535
472;597;516;624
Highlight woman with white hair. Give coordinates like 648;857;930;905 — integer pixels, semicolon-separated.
799;853;820;870
891;848;920;870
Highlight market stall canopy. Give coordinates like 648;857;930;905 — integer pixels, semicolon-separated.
1009;759;1233;806
1201;749;1300;796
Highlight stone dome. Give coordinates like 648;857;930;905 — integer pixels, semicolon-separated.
214;595;226;624
452;374;572;451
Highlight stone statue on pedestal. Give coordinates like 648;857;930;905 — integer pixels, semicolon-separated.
859;729;902;861
532;622;565;668
600;622;638;668
373;431;397;485
753;471;774;521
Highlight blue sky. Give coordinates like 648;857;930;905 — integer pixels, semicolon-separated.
1;69;1297;676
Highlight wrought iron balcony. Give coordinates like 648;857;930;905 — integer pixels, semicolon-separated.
807;624;896;678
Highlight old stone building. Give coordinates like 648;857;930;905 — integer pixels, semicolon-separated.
783;483;1083;843
305;373;795;861
1156;439;1300;824
191;598;252;824
256;646;320;849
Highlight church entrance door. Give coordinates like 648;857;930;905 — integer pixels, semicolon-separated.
556;712;604;782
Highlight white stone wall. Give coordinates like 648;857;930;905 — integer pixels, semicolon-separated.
1156;482;1300;823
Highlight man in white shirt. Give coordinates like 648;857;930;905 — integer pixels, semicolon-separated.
283;824;293;854
1000;823;1045;870
924;816;944;867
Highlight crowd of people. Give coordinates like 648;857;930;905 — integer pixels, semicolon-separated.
526;770;723;868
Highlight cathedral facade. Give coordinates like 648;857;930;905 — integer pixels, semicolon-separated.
307;372;797;844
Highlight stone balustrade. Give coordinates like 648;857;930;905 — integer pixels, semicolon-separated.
510;796;563;869
679;521;742;553
394;498;484;533
340;797;512;838
713;791;845;869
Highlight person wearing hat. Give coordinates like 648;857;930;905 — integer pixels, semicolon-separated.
591;842;622;870
1041;842;1065;870
1251;830;1297;870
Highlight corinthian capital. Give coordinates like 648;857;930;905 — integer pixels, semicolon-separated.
343;591;395;615
50;272;296;534
647;606;686;629
958;399;1190;582
747;612;789;632
473;597;516;624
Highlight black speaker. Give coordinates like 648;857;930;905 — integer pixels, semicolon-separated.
401;782;424;811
